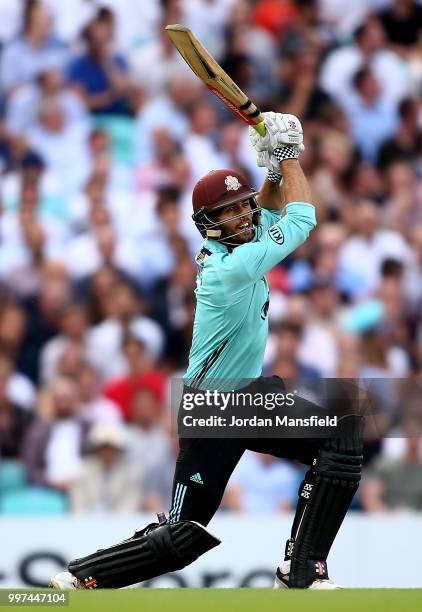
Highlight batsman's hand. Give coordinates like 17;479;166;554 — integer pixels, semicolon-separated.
249;111;304;173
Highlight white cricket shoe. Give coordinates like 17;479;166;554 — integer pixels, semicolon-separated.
273;560;290;589
308;578;342;589
50;571;83;590
273;560;342;589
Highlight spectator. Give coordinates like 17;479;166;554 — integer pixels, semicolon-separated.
313;222;346;280
40;302;88;384
378;97;422;169
85;265;120;325
152;255;197;367
19;264;72;383
6;68;89;137
276;40;332;122
141;410;178;513
136;128;181;193
298;276;342;376
0;128;44;176
360;324;408;380
318;0;374;40
219;26;269;105
0;355;34;458
337;198;411;300
126;388;172;476
378;0;422;52
55;340;85;382
0;296;27;362
342;67;398;163
77;362;122;427
129;2;187;98
184;0;237;59
0;0;68;95
26;96;91;192
135;187;190;290
319;16;410;108
361;436;422;511
67;12;134;116
405;223;422;309
0;300;32;402
87;282;164;380
70;422;142;513
382;160;422;235
182;99;225;183
23;376;85;490
0;0;23;45
0;179;68;287
133;75;199;165
225;452;298;513
267;321;321;378
65;205;139;281
104;334;166;420
252;0;299;40
310;126;356;214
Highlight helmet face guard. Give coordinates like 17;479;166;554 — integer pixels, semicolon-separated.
192;194;262;246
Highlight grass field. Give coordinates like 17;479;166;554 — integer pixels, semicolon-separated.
3;589;422;612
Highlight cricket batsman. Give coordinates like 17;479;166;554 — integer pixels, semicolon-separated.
51;112;363;590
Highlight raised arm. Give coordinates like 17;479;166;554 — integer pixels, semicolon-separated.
256;178;284;212
256;158;313;213
281;159;313;208
252;112;310;212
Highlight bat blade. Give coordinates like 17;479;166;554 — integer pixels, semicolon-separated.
165;24;265;135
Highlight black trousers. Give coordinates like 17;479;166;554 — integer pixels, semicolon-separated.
168;436;322;526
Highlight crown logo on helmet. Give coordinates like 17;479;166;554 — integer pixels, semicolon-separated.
225;175;241;191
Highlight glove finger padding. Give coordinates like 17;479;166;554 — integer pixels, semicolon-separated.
250;112;304;173
274;114;303;147
249;112;304;153
257;150;282;174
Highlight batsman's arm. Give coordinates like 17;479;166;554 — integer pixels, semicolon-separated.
214;159;316;288
280;159;313;210
256;177;284;212
256;158;313;213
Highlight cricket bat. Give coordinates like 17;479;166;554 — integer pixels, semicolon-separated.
165;24;266;136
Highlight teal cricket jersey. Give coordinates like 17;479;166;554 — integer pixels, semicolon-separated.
184;202;317;389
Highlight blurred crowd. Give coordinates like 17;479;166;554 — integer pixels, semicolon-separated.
1;0;422;516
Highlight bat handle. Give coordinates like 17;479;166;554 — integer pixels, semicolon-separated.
253;120;266;137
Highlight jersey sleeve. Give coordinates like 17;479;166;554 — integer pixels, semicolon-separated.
216;202;317;290
260;208;281;231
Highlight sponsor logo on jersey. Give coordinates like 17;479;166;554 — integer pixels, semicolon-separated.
268;225;284;245
190;472;204;484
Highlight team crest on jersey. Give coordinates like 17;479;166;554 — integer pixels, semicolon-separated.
225;175;241;191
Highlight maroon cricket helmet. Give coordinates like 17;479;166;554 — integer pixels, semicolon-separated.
192;169;260;243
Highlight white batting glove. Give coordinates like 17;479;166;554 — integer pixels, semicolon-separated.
249;112;303;152
257;145;305;173
249;112;304;173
